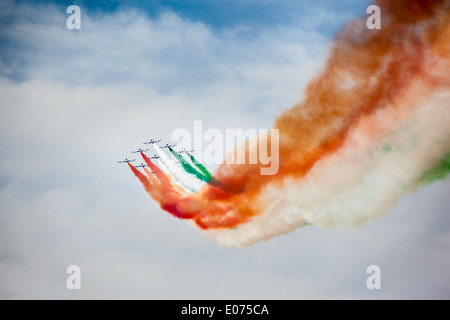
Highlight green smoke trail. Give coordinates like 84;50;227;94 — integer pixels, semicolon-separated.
420;152;450;185
186;153;212;181
169;148;211;183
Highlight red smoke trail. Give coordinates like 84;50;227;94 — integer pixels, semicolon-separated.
129;154;197;219
131;0;450;230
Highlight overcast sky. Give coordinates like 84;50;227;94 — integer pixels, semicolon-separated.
0;0;448;299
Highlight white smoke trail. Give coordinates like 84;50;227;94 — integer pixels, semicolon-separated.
153;145;205;192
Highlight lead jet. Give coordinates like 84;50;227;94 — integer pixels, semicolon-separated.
118;158;136;164
143;139;161;145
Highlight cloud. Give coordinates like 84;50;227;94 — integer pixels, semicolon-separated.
1;0;327;88
0;0;448;299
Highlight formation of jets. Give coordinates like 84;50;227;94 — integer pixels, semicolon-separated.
118;139;193;166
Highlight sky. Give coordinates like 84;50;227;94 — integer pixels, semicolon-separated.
0;0;449;299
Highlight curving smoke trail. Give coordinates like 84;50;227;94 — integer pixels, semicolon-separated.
129;0;450;247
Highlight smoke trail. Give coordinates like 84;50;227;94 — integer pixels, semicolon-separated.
168;148;211;183
421;153;450;185
186;152;213;181
153;145;204;192
129;0;450;247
